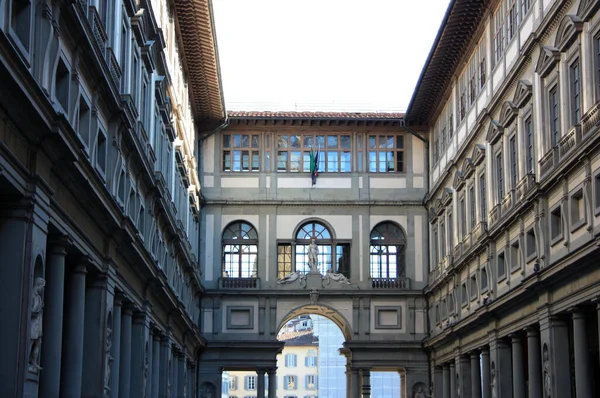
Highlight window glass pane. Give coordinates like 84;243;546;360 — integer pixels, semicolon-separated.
251;135;259;148
340;151;351;172
265;151;270;172
369;135;376;148
277;152;288;171
378;135;387;148
387;136;394;148
396;151;404;172
386;152;395;172
341;135;351;148
357;151;363;172
251;152;259;171
316;135;325;148
233;150;241;171
242;151;249;171
304;135;314;148
290;151;301;172
378;152;387;172
223;134;231;148
303;152;311;172
223;151;231;171
327;152;339;172
396;136;404;148
369;151;377;172
277;135;288;148
241;135;249;148
233;134;241;148
327;135;338;148
290;135;301;148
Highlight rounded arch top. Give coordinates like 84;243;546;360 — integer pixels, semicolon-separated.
370;221;406;243
292;218;337;241
222;220;258;241
278;303;352;342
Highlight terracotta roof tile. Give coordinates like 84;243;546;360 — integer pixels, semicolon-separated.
228;110;405;120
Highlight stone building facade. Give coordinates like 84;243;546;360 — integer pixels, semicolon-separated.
407;0;600;397
2;0;600;397
0;0;224;397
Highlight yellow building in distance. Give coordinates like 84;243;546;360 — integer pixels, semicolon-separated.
226;316;319;398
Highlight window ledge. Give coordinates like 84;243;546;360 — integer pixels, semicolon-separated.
570;219;586;233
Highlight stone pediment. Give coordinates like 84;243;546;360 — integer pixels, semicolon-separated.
499;101;519;127
453;170;465;190
513;80;532;108
462;157;474;179
471;144;486;166
486;120;503;145
442;187;453;206
577;0;600;21
554;15;583;52
435;198;444;216
535;46;560;78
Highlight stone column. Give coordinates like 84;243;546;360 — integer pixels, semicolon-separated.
540;315;572;398
146;329;153;398
351;369;360;398
361;368;371;398
511;334;526;398
346;364;352;398
442;365;450;398
59;263;87;397
39;239;68;397
130;311;148;397
471;351;482;398
457;355;472;398
118;305;133;398
481;347;491;398
257;368;266;398
434;366;443;398
82;275;109;398
572;311;592;398
490;339;512;398
110;297;122;398
526;327;542;398
449;361;456;398
158;337;170;396
171;350;179;398
177;355;185;397
151;333;160;398
597;301;600;367
267;368;277;398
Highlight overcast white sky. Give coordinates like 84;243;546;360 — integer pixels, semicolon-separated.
212;0;451;112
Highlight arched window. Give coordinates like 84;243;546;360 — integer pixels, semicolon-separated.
294;221;333;275
369;222;406;279
222;221;258;278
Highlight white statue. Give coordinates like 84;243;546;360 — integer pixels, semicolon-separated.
277;271;306;285
323;268;351;284
543;345;551;398
491;364;497;398
307;239;319;273
29;277;45;371
414;383;427;398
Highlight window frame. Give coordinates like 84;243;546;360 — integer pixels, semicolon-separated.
9;0;34;59
497;250;506;281
367;134;405;173
525;227;536;262
479;172;487;222
222;133;262;172
495;150;504;203
222;221;259;279
569;58;582;126
509;133;518;190
274;133;353;173
570;186;586;232
523;114;534;174
548;83;560;148
369;222;406;279
549;204;563;246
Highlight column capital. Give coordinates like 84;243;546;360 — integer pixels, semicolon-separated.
256;368;266;375
470;350;480;359
525;326;539;336
509;333;522;342
267;367;277;375
48;234;71;254
569;307;586;319
480;346;490;355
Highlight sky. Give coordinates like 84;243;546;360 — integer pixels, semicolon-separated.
212;0;451;112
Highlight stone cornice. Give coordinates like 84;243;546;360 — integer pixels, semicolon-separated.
203;200;426;207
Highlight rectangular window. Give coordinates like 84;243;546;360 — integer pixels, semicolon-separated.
448;211;454;249
510;240;520;270
595;173;600;212
525;116;533;173
277;244;292;279
596;35;600;100
526;228;536;259
494;4;505;64
223;134;261;172
571;189;585;230
432;228;439;265
77;96;91;147
550;206;562;242
245;376;256;391
506;0;518;43
509;135;517;189
549;85;559;147
479;40;487;88
285;354;297;368
55;59;70;113
496;152;504;202
461;283;468;305
11;0;32;51
274;134;352;173
96;129;107;174
368;135;404;172
479;174;487;222
460;198;467;239
497;251;506;279
469;186;476;229
120;21;128;92
440;221;446;258
570;60;581;125
306;375;317;390
470;275;477;300
520;0;531;17
335;243;351;277
284;375;297;390
481;268;488;292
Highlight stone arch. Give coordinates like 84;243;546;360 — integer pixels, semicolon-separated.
33;254;44;280
199;381;216;398
291;217;338;241
278;303;352;342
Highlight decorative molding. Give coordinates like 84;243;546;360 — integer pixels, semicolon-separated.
442;187;453;206
554;15;583;52
471;144;486;166
499;101;519;127
577;0;600;21
486;120;503;145
453;170;465;190
462;157;475;179
513;80;532;108
535;46;560;78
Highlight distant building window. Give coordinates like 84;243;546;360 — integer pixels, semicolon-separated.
285;354;297;368
481;267;488;292
479;174;487;222
10;0;33;52
524;116;534;173
223;133;261;172
461;283;468;306
549;85;560;147
368;135;404;172
497;251;506;279
509;135;518;189
526;228;536;259
369;222;406;279
222;221;258;278
550;206;562;242
496;152;504;202
305;350;317;367
306;375;317;390
275;133;351;173
244;376;256;391
570;59;581;125
570;189;585;230
284;376;297;390
510;240;520;270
